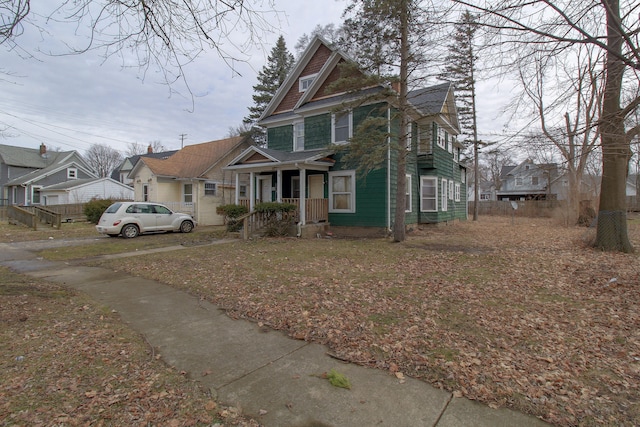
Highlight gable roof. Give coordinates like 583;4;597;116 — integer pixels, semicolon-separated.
0;143;77;169
226;146;335;171
111;150;178;180
131;136;250;179
6;159;97;186
259;36;460;134
408;83;452;115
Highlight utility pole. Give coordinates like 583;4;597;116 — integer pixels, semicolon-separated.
179;134;187;148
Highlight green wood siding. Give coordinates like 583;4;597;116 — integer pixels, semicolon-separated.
328;153;388;227
267;126;293;151
418;124;467;223
304;114;330;150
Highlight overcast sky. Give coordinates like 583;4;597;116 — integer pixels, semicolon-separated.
1;0;512;157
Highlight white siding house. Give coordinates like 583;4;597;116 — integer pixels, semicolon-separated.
41;178;134;205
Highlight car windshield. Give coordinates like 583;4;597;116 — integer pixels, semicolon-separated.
105;203;123;214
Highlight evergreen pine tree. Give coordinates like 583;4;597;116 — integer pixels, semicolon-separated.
441;10;481;220
244;35;294;145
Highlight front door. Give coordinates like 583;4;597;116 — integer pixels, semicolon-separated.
259;176;272;202
309;174;324;199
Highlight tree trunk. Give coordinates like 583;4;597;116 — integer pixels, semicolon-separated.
594;0;633;252
393;0;409;243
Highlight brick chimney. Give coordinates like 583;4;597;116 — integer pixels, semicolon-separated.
147;144;153;154
39;143;47;155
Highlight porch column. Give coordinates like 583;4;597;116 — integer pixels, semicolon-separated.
249;171;255;212
299;168;306;225
276;169;283;202
234;173;240;204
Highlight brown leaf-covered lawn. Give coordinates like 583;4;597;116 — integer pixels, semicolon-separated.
0;268;257;426
92;215;640;426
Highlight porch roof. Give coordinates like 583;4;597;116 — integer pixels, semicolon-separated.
225;146;335;172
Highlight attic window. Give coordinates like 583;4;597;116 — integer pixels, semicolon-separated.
299;74;317;92
67;168;78;179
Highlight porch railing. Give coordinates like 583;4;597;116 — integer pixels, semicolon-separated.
238;198;328;223
282;198;328;223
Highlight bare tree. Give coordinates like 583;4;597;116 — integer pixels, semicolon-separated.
85;144;124;178
480;148;513;193
454;0;640;252
2;2;279;92
125;141;167;157
517;45;603;223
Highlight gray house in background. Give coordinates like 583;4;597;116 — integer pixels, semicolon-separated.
1;143;96;206
497;159;560;201
111;146;178;186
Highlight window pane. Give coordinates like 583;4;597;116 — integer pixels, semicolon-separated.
332;176;348;192
333;194;350;210
334;112;349;142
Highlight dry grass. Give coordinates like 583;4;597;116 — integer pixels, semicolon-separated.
90;215;640;426
0;241;256;426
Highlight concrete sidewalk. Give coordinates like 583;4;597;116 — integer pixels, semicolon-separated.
0;242;549;427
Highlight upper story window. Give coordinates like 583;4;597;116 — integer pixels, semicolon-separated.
332;111;352;145
299;74;317;92
67;168;78;179
406;122;412;151
418;124;431;154
294;121;305;151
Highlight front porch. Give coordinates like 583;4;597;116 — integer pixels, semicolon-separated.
239;197;328;223
226;146;335;227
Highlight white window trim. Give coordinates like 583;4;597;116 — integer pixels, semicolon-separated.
142;184;149;201
291;176;300;198
449;180;454;200
328;170;356;213
442;178;448;211
332;111;353;145
293;120;305;152
420;176;438;212
67;167;78;179
405;174;412;212
455;183;461;202
406;122;412;151
31;185;43;205
299;73;317;92
183;183;193;204
204;181;217;196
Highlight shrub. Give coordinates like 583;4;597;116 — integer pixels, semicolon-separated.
254;202;297;215
216;204;249;232
255;202;297;237
83;199;114;224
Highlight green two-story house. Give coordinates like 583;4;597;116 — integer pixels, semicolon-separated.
226;36;467;236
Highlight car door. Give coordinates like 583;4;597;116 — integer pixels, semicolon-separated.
127;203;156;231
152;204;175;231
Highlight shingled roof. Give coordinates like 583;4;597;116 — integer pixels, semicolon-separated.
138;136;247;178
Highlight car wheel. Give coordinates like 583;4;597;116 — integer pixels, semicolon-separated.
180;220;194;233
121;224;139;238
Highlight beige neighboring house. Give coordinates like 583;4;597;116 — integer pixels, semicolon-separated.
128;136;253;225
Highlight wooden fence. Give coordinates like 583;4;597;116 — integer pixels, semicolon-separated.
469;200;566;217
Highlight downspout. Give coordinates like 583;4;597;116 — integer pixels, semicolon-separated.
387;106;392;232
